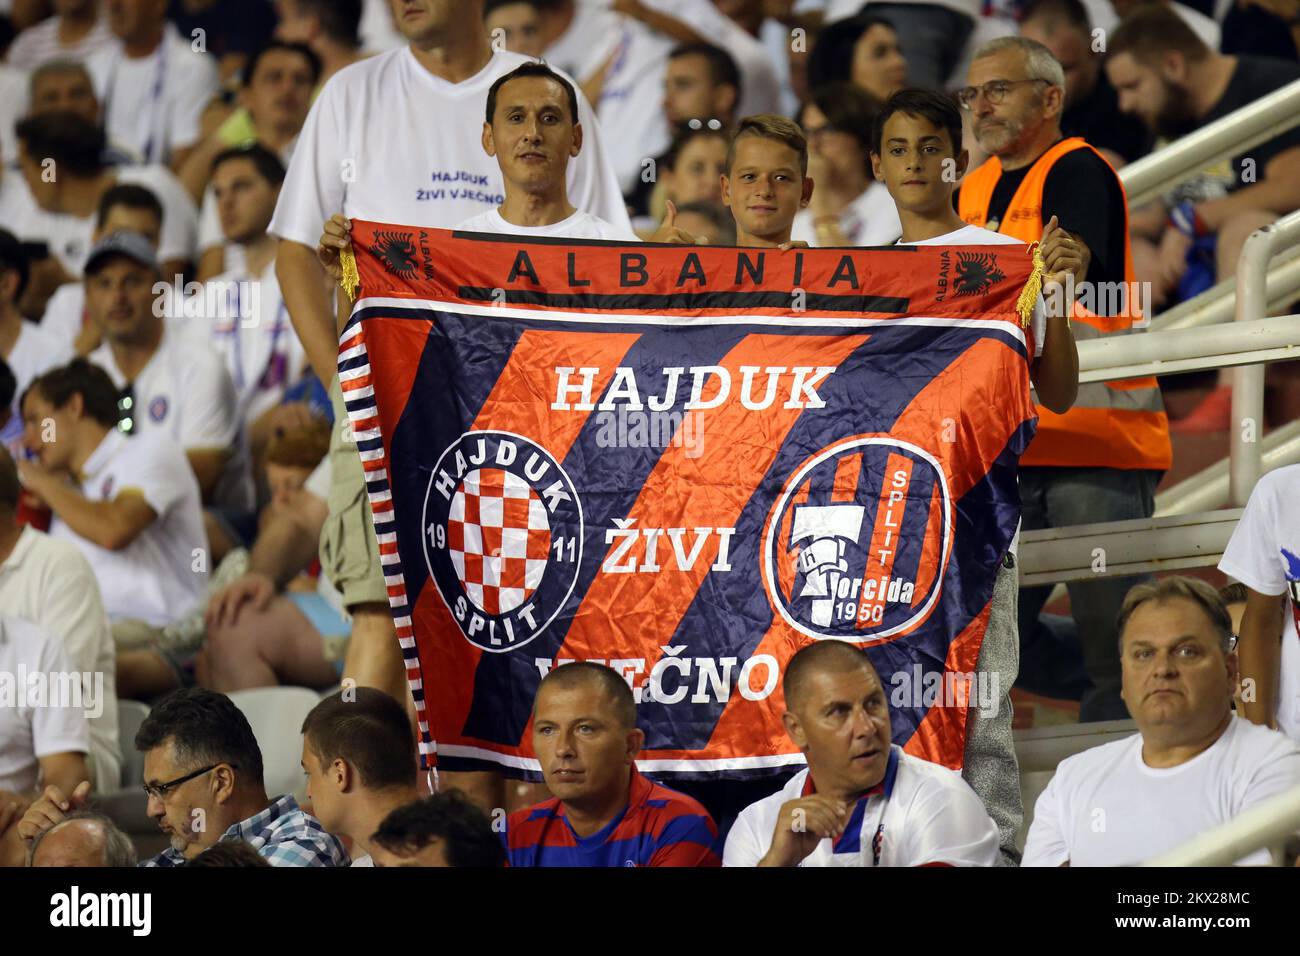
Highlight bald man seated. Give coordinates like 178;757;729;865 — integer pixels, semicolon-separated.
27;810;137;867
503;662;721;867
724;643;1000;867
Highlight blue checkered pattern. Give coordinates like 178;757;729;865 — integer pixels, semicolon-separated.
141;794;349;867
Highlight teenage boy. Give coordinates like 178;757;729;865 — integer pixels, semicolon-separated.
868;88;1080;862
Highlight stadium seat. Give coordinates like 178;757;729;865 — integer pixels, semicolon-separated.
117;699;150;790
94;700;159;840
228;687;322;804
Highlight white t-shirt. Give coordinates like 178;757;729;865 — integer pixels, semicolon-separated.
269;48;631;250
0;526;120;791
49;429;208;626
5;13;116;71
2;319;73;448
723;747;1000;866
1219;464;1300;738
88;324;251;511
1023;716;1300;866
0;615;91;794
84;22;220;165
791;182;903;248
454;208;641;241
193;260;307;425
6;165;197;276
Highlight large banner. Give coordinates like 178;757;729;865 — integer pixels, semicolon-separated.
338;224;1039;779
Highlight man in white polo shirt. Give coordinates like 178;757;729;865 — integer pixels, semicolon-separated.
81;231;250;514
0;615;92;866
1023;576;1300;866
270;0;628;767
723;642;1000;867
0;446;120;791
17;358;208;628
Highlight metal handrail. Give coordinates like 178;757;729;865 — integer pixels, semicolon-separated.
1156;419;1300;516
1227;212;1300;504
1120;78;1300;208
1144;782;1300;866
1076;314;1300;383
1151;246;1300;332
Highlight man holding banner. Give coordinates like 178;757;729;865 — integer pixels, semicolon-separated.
871;87;1080;861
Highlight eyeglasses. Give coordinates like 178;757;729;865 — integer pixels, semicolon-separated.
956;78;1050;110
117;384;135;437
142;763;237;801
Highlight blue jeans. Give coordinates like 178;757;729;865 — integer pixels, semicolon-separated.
1016;466;1162;722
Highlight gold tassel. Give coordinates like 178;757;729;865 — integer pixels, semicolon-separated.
339;245;360;303
1016;241;1044;329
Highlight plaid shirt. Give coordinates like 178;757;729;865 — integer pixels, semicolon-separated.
141;794;349;867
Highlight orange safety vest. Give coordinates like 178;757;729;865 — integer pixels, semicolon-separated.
958;137;1172;471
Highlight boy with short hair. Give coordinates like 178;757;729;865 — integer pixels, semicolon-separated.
720;114;814;250
868;88;1080;862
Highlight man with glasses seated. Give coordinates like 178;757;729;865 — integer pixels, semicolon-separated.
18;687;347;866
1023;577;1300;866
955;36;1171;727
17;358;207;629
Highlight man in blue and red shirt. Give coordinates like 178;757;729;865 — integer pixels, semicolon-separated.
504;662;720;867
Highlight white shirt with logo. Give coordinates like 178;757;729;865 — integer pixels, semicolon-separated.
49;429;208;626
1219;463;1300;738
0;615;91;794
723;747;1000;867
88;325;251;511
269;48;631;249
1023;716;1300;866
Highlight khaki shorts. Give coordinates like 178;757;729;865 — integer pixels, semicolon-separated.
320;377;389;609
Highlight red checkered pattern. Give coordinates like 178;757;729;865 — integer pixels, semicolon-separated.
447;468;551;614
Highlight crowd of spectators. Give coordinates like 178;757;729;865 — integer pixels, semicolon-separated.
0;0;1298;867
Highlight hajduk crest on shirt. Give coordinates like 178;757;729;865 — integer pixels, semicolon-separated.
336;223;1042;779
